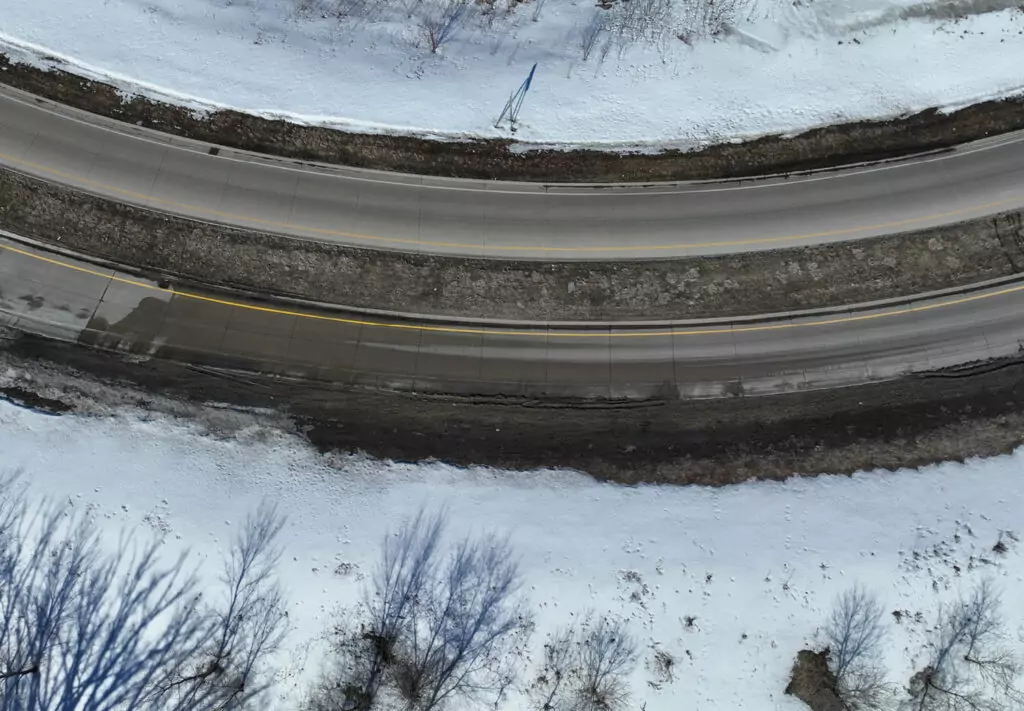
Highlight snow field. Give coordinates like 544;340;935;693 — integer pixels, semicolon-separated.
1;0;1022;148
2;376;1023;709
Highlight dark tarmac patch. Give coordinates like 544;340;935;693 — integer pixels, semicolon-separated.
17;294;43;310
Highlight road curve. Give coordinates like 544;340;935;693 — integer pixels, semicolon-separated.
3;236;1022;401
1;85;1023;260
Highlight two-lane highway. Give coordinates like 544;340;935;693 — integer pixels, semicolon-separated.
3;84;1024;400
2;237;1021;400
1;85;1023;259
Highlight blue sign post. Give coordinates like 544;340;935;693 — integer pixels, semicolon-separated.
495;63;538;133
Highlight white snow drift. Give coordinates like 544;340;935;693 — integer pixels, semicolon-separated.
1;0;1023;150
1;368;1022;710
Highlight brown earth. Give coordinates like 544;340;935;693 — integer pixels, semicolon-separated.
6;330;1024;487
3;168;1024;321
786;650;846;711
3;52;1024;183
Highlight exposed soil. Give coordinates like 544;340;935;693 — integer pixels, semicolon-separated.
7;331;1024;487
786;650;846;711
2;52;1024;183
3;169;1024;321
0;384;74;415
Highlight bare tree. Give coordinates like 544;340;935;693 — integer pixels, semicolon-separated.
530;613;638;711
827;586;885;681
0;478;100;696
391;532;531;710
577;11;606;61
419;0;473;52
312;508;531;711
905;579;1022;711
366;508;445;708
308;509;445;711
0;474;288;711
532;626;577;711
154;501;289;710
0;475;206;711
575;615;637;711
676;0;754;44
824;586;890;709
607;0;672;54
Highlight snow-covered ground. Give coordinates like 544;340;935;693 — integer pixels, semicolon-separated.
1;0;1023;149
2;364;1023;710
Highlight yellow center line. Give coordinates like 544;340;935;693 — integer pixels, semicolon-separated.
0;150;1019;254
3;241;1022;339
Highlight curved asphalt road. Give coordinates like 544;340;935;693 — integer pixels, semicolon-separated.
1;85;1024;260
2;236;1022;400
2;87;1024;400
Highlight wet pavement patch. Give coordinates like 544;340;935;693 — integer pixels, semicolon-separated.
18;294;43;310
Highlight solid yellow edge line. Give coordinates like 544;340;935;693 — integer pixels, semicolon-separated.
3;241;1022;339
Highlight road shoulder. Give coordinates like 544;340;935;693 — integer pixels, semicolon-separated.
4;333;1023;486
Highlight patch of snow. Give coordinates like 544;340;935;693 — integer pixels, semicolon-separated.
0;0;1022;150
1;368;1023;709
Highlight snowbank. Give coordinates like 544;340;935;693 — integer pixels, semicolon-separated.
1;0;1022;149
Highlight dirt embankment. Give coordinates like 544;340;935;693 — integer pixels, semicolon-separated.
2;52;1024;183
7;332;1024;487
3;169;1024;321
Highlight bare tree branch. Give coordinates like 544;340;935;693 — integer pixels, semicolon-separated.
153;500;289;711
419;0;474;52
826;586;885;683
529;612;638;711
0;476;288;711
905;579;1022;711
310;508;531;711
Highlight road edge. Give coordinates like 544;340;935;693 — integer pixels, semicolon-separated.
7;227;1024;331
3;51;1023;183
5;326;1024;486
3;166;1024;322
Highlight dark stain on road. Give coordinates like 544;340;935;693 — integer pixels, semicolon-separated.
18;295;43;310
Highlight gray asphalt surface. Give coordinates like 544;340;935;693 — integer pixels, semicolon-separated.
3;87;1024;400
3;237;1021;400
1;85;1023;260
